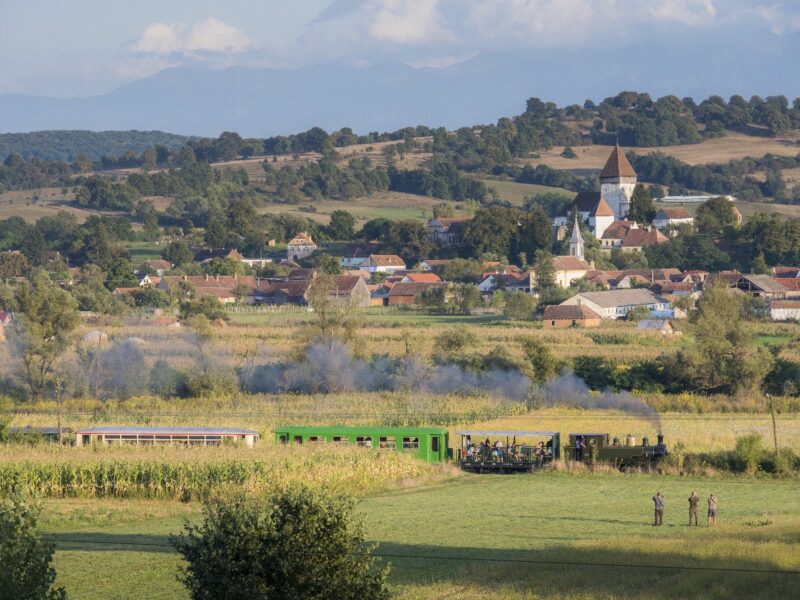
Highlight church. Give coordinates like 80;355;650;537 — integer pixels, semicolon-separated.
553;144;638;239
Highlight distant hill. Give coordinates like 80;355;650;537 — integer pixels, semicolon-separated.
0;130;193;161
2;36;799;137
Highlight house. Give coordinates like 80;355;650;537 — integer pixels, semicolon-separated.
387;282;447;305
477;272;530;294
649;281;695;296
769;300;800;321
158;274;259;304
600;220;638;250
138;274;161;287
560;289;671;320
287;232;317;261
552;256;592;288
637;320;678;335
653;208;693;231
542;304;602;329
773;278;800;298
359;254;407;274
417;259;452;272
620;227;669;252
774;266;800;278
256;280;313;305
368;282;394;306
401;272;442;283
325;275;371;308
137;259;172;276
426;217;470;246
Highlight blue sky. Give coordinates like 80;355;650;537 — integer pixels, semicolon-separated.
1;0;799;97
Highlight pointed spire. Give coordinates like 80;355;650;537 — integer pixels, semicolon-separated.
569;213;585;260
600;144;637;179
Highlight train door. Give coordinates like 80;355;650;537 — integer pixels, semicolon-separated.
431;435;441;463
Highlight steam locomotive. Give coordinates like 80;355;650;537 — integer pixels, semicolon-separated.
566;433;668;468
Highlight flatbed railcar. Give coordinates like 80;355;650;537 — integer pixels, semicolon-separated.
274;426;449;464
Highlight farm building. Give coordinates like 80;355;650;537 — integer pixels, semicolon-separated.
158;274;262;304
426;217;470;246
388;281;447;305
542;304;602;329
9;426;73;442
75;427;259;447
359;254;407;274
560;289;670;320
653;208;693;231
769;301;800;321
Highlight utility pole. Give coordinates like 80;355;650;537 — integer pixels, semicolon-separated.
766;393;779;456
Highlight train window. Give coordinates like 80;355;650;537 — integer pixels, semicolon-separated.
356;436;373;447
332;436;349;444
309;436;326;443
431;437;440;452
402;437;419;450
293;436;303;445
279;434;288;444
379;436;396;449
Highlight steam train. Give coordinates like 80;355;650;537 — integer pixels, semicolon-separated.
564;433;669;468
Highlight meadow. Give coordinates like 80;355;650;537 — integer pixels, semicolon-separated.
37;473;800;599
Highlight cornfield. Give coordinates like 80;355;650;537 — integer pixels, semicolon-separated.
0;444;442;500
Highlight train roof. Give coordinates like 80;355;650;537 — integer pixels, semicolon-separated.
75;427;259;435
10;426;73;434
273;426;447;435
455;430;558;437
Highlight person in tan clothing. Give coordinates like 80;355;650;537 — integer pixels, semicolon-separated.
652;492;664;526
708;494;718;525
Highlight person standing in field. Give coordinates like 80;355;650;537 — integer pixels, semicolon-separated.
652;492;664;526
688;491;700;526
708;493;718;526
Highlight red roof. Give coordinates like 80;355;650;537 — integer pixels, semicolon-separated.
601;220;637;240
599;145;637;179
622;228;668;248
365;254;406;267
594;197;615;217
388;282;447;297
656;208;692;219
553;256;591;271
543;304;602;321
774;278;800;291
404;272;442;283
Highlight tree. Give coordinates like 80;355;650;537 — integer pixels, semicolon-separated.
172;487;389;600
451;284;481;315
681;283;773;395
0;494;67;600
306;276;360;342
462;206;518;260
383;220;432;266
327;210;356;240
104;257;136;290
520;336;561;384
204;211;230;249
504;292;537;320
696;197;738;235
628;184;656;224
533;250;556;295
0;251;30;279
9;272;79;400
70;265;116;314
311;254;342;275
162;240;193;266
180;297;227;322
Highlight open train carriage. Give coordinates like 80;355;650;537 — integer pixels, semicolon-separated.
455;430;561;473
567;433;667;468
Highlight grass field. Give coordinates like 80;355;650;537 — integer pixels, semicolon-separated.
481;179;573;205
40;473;800;599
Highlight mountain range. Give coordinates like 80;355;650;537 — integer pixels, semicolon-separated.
2;37;799;137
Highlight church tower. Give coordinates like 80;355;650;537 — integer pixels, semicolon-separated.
569;214;584;260
599;144;637;220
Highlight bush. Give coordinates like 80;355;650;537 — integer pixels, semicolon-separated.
432;328;477;355
149;360;188;398
588;332;631;345
183;368;238;398
504;292;537;320
733;434;764;473
172;487;390;600
0;494;67;599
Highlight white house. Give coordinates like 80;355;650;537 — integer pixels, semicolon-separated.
769;301;800;321
560;289;671;320
359;254;407;274
286;232;317;261
426;217;469;246
653;208;694;231
552;256;592;288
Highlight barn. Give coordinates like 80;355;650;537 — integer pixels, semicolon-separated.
74;427;260;447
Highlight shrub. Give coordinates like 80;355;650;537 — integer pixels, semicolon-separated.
0;494;67;600
733;434;764;473
588;332;631;345
172;487;390;600
149;360;188;398
432;328;477;355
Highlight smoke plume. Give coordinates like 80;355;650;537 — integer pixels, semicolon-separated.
534;372;662;434
242;339;531;401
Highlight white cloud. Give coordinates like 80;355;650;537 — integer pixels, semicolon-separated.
752;3;800;35
132;18;250;55
650;0;717;27
367;0;452;44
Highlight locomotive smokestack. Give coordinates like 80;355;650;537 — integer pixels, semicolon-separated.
657;434;664;446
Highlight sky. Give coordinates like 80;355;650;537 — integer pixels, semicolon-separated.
1;0;799;98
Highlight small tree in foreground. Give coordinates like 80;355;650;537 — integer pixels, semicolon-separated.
172;487;390;600
0;495;67;600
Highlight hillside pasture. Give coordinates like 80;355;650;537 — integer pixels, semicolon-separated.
481;179;573;206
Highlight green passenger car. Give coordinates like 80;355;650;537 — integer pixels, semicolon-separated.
274;426;449;464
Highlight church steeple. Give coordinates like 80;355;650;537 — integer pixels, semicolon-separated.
569;213;584;260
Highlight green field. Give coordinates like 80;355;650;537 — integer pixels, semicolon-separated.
43;473;800;599
481;179;573;206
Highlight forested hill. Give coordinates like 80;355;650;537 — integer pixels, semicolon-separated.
0;130;193;161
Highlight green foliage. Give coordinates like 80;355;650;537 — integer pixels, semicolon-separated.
382;220;432;265
503;292;537;320
180;297;228;322
0;494;67;600
328;210;356;240
149;359;188;398
520;336;562;384
172;487;389;600
161;240;193;266
628;184;656;224
696;197;739;234
311;253;343;275
733;434;764;474
438;258;484;283
9;271;80;400
624;306;651;322
433;328;477;356
533;249;556;294
588;332;632;345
